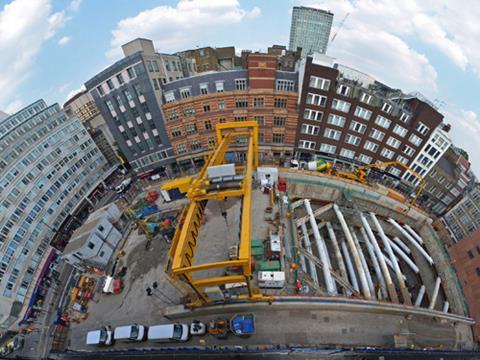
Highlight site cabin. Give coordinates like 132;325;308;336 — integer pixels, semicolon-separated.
102;276;122;294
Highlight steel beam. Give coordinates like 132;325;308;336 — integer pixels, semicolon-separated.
300;222;319;286
403;224;424;244
429;277;441;310
393;236;411;254
360;226;388;300
387;237;419;274
334;204;371;299
360;213;397;302
296;203;333;226
305;200;336;295
350;227;376;299
341;240;359;292
371;213;411;305
388;219;433;265
326;222;349;291
414;285;426;307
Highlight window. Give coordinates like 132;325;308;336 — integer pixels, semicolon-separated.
204;120;212;130
96;85;105;96
386;136;401;149
349;121;367;134
273;133;284;143
276;79;295;91
375;115;391;129
381;148;395;159
345;134;361;146
400;112;410;122
416;122;430;135
354;106;372;120
234;116;247;122
171;128;182;138
324;114;345;128
191;140;202;151
235;79;247;90
360;93;373;104
274;98;287;108
179;87;191;99
164;91;175;103
320;143;336;153
409;133;422;146
476;267;480;276
468;250;474;259
199;83;209;95
381;102;392;114
166;109;179;122
273;117;286;126
388;167;402;177
337;84;351;96
304;109;323;121
363;140;379;153
309;76;330;91
185;124;197;134
340;148;355;159
306;93;327;107
235;99;248;108
358;154;372;164
215;81;224;92
177;144;186;154
183;106;195;117
106;79;114;90
397;155;408;164
219;117;226;123
87;242;95;250
299;140;316;149
127;67;135;79
402;145;415;156
254;116;265;126
105;100;115;113
324;128;341;140
146;60;154;72
253;98;264;107
301;124;320;135
369;128;385;141
208;137;216;147
203;103;210;112
331;99;351;113
116;73;124;85
217;100;225;110
124;89;133;102
393;124;408;137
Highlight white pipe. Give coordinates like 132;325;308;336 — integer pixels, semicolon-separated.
300;222;319;286
341;240;359;292
443;301;449;313
326;222;349;287
360;213;397;302
429;277;441;310
388;219;434;265
403;224;424;245
414;285;426;306
360;226;388;300
371;213;411;305
305;200;336;295
393;236;411;254
299;253;308;273
387;237;419;274
334;204;371;299
350;227;376;299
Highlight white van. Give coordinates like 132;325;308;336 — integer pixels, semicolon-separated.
113;324;146;342
147;323;189;342
86;326;113;346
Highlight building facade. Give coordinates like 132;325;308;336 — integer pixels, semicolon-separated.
289;6;334;56
178;46;238;72
267;45;302;72
0;100;110;328
161;54;299;169
442;183;480;243
64;91;119;166
85;51;176;175
422;146;472;216
449;229;480;341
295;55;447;181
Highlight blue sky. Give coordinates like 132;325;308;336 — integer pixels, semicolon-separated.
1;0;479;174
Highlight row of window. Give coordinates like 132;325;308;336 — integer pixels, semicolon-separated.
97;66;136;97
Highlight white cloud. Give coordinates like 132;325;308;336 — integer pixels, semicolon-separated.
107;0;260;58
69;0;82;12
0;0;68;109
4;99;22;114
66;84;86;102
58;35;71;46
298;0;480;75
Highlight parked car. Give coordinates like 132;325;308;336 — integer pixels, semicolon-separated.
86;326;113;346
147;323;189;342
114;324;146;342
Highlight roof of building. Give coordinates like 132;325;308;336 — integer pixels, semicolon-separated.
63;232;92;255
70;216;104;240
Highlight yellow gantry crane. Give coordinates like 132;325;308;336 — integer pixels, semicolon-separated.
165;121;267;306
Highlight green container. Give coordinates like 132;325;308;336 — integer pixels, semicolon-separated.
251;247;263;257
258;260;281;271
251;239;263;248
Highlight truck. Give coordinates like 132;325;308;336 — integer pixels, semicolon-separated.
290;159;332;172
115;178;132;194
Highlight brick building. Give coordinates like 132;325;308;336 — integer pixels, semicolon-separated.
160;54;299;170
449;229;480;341
177;46;238;73
295;54;449;182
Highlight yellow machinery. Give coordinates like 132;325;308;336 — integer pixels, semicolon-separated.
165;121;267;305
334;161;426;206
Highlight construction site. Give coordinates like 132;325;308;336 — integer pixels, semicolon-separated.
64;122;476;357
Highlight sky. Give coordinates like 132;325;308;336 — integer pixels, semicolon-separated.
0;0;479;174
